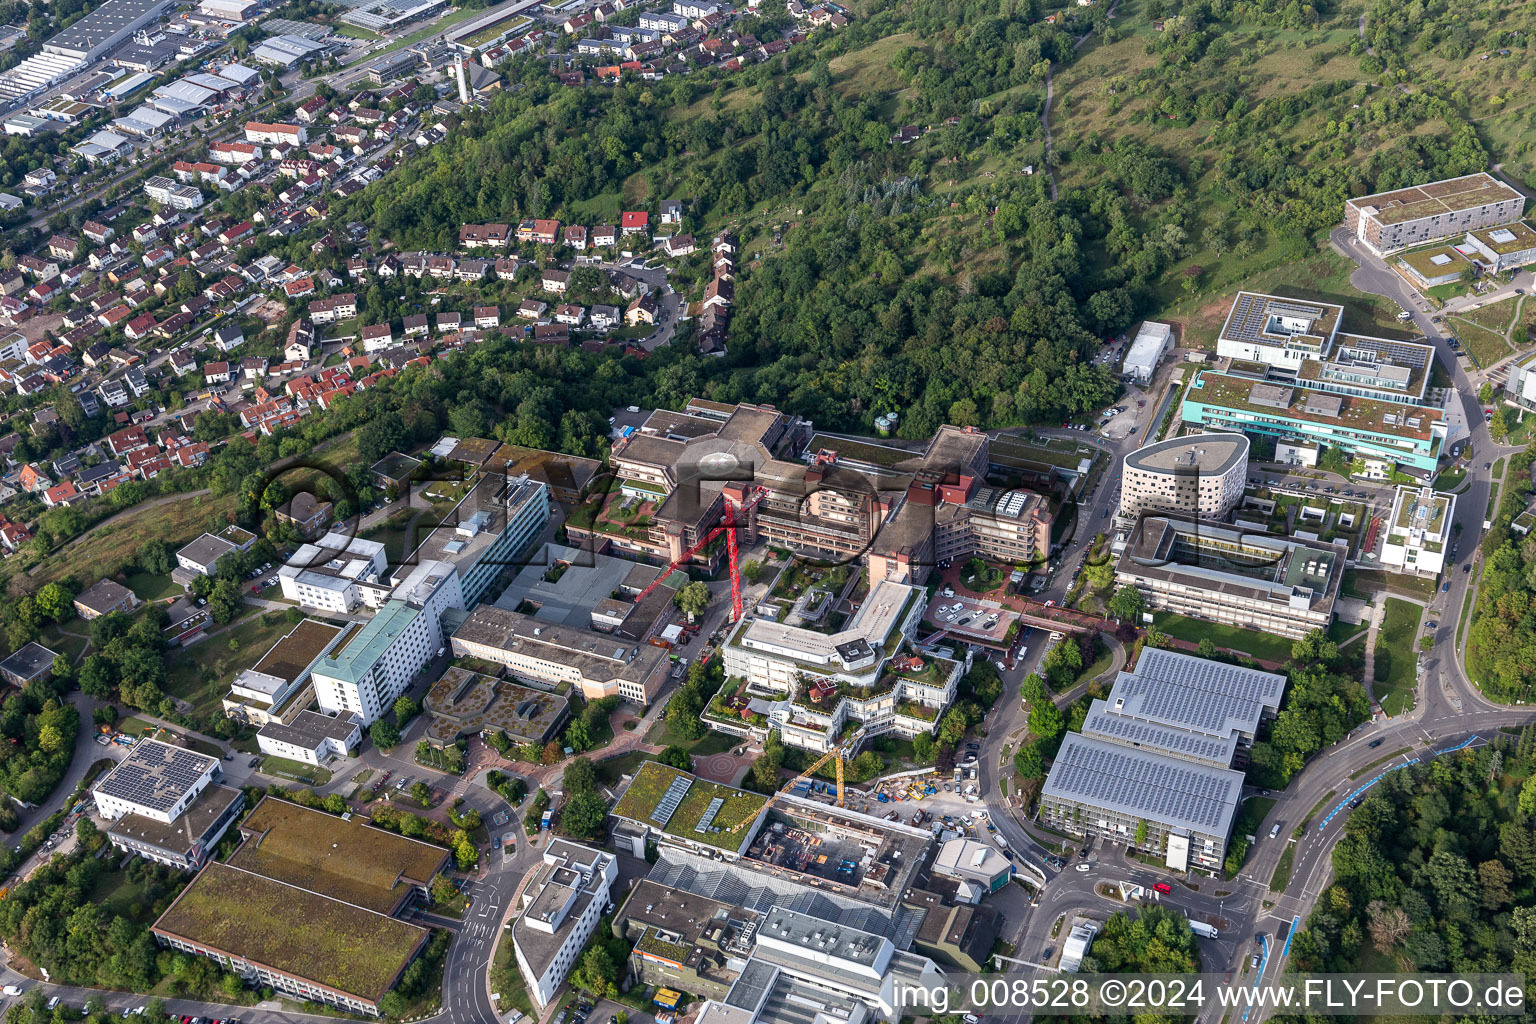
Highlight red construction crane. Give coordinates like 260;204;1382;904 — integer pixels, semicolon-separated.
630;483;766;621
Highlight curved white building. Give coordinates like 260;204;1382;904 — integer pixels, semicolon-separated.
1120;432;1249;521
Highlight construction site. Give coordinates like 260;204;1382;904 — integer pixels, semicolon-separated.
740;798;930;909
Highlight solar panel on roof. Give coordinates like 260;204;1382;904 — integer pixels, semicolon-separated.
694;796;725;833
650;775;693;826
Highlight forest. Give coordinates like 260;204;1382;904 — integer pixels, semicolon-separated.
1465;448;1536;702
1289;728;1536;982
310;0;1526;443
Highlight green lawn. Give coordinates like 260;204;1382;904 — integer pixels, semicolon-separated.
21;491;239;588
255;755;332;786
1433;467;1467;491
38;623;88;663
1326;618;1369;646
163;611;299;724
1152;614;1295;663
1269;843;1295;893
1450;316;1513;367
125;571;182;602
1373;597;1424;716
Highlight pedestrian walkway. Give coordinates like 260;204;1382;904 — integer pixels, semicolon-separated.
1360;597;1385;699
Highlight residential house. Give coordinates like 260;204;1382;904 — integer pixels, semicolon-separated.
284;320;316;362
212;324;244;351
661;233;695;257
626;293;657;325
360;323;394;352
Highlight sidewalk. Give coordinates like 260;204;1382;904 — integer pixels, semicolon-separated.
1360;598;1385;700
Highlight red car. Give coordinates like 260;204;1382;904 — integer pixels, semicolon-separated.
1153;882;1172;894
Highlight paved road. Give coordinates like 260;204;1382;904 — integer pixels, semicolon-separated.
978;235;1535;1010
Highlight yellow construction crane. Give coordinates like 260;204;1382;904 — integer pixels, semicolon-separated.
783;726;867;808
724;728;867;835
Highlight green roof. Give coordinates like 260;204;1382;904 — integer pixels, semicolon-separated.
152;862;428;1005
611;761;767;850
229;797;448;914
314;599;421;683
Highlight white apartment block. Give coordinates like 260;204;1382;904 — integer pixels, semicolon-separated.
310;563;463;724
1380;485;1456;577
93;739;221;823
513;840;618;1010
278;531;390;613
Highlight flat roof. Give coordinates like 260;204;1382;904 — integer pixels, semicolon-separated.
1469;220;1536;254
736;579;916;666
313;600;421;684
612;762;767;850
252;619;348;683
0;640;58;680
1186;370;1442;442
493;542;660;627
1397;244;1473;277
47;0;168;54
1351;172;1523;226
403;472;545;577
1042;732;1245;837
1080;699;1238;765
257;710;359;752
94;739;217;814
1391;485;1453;534
422;667;568;744
452;603;671;687
108;783;242;855
1119;515;1344;609
1124;320;1173;368
229;796;448;913
152;861;428;1005
649;846;914;941
484;443;600;496
1219;291;1342;349
1124;433;1248;477
370;450;422;477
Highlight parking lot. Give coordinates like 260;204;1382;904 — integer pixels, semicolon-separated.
927;592;1012;644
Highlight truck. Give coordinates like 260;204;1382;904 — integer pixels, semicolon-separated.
1187;920;1219;940
540;809;553;831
